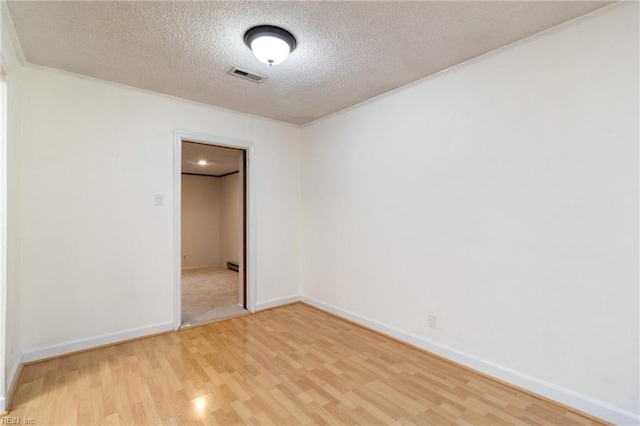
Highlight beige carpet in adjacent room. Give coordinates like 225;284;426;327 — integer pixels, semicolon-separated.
181;266;247;326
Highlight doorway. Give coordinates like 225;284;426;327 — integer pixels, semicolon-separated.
177;138;249;327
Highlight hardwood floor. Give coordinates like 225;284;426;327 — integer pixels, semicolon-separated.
4;303;605;425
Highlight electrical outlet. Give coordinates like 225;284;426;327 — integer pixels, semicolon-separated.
154;193;164;206
428;313;437;330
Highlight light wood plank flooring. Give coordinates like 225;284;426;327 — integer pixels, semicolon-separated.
4;303;605;425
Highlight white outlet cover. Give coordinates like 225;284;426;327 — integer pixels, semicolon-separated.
428;314;437;329
154;193;164;206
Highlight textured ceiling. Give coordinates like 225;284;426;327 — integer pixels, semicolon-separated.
8;1;612;125
182;142;242;176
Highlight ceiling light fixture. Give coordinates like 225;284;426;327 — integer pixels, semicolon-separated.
244;25;296;66
198;160;207;166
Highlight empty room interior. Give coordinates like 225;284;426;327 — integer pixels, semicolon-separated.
0;1;638;425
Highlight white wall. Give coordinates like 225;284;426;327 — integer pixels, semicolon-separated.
18;65;301;354
181;171;242;269
0;5;24;411
181;175;222;268
302;4;638;421
220;172;240;265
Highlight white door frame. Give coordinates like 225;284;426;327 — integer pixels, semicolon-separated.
173;130;256;330
0;61;7;412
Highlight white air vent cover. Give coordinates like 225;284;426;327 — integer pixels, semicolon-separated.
228;67;265;83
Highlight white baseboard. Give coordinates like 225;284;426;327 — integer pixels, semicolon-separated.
254;295;300;312
22;322;174;364
181;264;224;270
0;354;23;413
3;355;23;412
301;296;639;426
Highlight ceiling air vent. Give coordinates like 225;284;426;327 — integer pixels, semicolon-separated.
228;67;265;83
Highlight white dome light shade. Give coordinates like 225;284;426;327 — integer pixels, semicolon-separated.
250;36;290;66
244;25;296;66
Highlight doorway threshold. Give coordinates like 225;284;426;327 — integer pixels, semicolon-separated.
180;308;251;330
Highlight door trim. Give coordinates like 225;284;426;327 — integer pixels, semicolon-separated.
173;130;256;330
